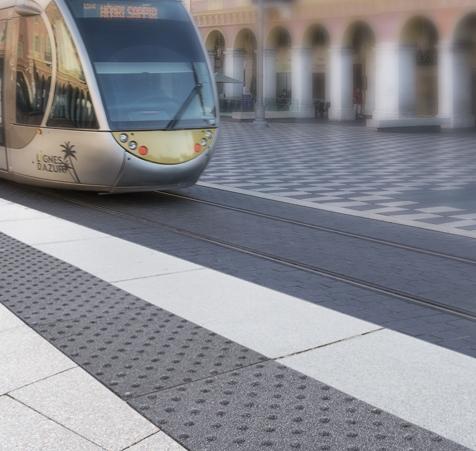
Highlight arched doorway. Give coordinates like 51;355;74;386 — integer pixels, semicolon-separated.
452;13;476;126
266;27;292;110
303;25;330;118
344;22;376;120
401;17;439;117
205;30;225;96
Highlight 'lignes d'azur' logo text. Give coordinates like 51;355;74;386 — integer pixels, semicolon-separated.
35;142;80;183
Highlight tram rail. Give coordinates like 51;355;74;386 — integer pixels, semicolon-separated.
38;188;476;322
157;190;476;266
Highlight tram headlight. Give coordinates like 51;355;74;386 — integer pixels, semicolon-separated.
128;141;138;151
205;130;213;139
200;138;208;147
119;133;129;143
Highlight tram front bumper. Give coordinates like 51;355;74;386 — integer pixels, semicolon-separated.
111;148;212;192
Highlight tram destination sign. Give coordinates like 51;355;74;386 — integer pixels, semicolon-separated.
81;2;159;19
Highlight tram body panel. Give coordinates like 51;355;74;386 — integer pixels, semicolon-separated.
6;127;125;188
0;0;219;192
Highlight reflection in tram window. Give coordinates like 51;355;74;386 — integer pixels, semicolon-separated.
47;3;98;129
66;0;216;130
15;17;52;126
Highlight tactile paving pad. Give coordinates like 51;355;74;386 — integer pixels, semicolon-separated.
131;361;459;451
0;232;467;450
0;234;266;398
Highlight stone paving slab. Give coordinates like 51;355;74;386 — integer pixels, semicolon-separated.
11;368;158;451
0;396;101;451
0;326;76;395
0;304;24;333
201;121;476;237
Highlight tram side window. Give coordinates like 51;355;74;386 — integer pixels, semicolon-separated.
47;3;98;129
15;17;52;126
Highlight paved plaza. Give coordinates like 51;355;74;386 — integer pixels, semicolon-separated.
202;121;476;238
1;123;476;450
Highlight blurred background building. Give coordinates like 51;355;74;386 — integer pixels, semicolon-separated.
189;0;476;129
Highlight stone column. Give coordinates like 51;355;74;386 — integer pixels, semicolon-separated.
439;40;475;128
224;49;245;98
264;48;277;107
291;47;313;116
371;41;402;123
364;46;376;118
328;46;354;121
399;45;416;116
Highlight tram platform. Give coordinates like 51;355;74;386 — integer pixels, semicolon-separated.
1;184;476;451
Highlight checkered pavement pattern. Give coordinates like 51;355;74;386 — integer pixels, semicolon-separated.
202;121;476;236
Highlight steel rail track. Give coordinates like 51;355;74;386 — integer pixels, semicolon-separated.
46;190;476;322
157;190;476;266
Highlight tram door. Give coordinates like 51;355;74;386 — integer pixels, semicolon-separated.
0;20;6;171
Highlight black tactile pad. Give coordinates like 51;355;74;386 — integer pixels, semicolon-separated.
132;361;463;451
0;232;468;451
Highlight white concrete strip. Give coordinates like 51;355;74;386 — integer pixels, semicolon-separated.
418;206;464;213
0;217;107;245
281;329;476;451
116;269;379;358
351;195;392;202
0;396;101;451
393;213;440;221
452;213;476;220
12;368;158;451
35;237;202;283
438;219;476;228
360;207;407;214
0;327;76;395
0;304;24;334
126;432;186;451
380;201;418;207
317;201;368;208
0;203;48;222
198;182;476;239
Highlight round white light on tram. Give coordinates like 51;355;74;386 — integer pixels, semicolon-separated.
119;133;128;143
200;138;208;146
205;130;213;139
129;141;138;151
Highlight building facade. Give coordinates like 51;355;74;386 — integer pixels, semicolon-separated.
190;0;476;128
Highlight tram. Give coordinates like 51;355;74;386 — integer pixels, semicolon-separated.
0;0;218;192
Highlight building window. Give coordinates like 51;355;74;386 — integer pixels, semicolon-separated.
47;3;98;129
15;17;52;126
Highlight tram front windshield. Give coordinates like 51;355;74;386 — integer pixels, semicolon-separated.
65;0;216;130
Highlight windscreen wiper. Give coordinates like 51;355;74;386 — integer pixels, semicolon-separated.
166;63;205;131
